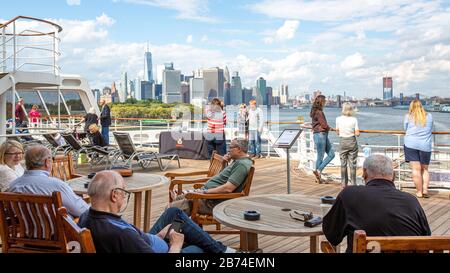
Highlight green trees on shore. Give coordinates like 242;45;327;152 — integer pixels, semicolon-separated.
110;99;196;119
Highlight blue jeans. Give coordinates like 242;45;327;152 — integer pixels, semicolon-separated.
101;126;110;146
206;133;226;157
314;132;335;172
149;207;227;253
249;130;261;156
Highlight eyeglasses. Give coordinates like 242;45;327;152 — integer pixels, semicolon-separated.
112;187;131;202
5;152;24;156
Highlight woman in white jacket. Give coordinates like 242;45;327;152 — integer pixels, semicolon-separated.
0;140;25;191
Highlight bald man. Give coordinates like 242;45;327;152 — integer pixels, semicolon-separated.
322;154;431;253
7;145;89;217
78;171;235;253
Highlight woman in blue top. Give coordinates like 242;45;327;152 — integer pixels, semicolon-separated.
404;100;433;198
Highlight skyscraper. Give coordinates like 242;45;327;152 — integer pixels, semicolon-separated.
162;65;181;103
256;77;267;105
119;72;128;102
156;64;165;84
134;78;142;100
203;67;224;101
181;82;190;103
141;81;152;100
230;71;242;105
144;45;153;83
266;86;273;105
281;85;289;104
383;77;393;100
190;78;204;102
243;88;253;104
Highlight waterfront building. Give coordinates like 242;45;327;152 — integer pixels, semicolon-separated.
141;81;152;100
153;83;162;102
144;48;153;83
119;72;128;102
243;88;253;104
267;86;273;105
281;85;289;104
162;66;181;103
181;82;190;103
383;77;393;100
156;64;165;84
190;77;204;102
134;78;142;100
256;77;267;105
230;71;242;105
203;67;224;102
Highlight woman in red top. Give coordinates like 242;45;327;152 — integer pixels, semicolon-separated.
28;104;42;127
205;98;227;156
310;95;335;183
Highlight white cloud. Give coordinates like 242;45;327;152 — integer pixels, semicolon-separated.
186;35;193;43
201;35;208;43
264;20;299;44
66;0;81;6
341;53;365;70
115;0;217;22
96;13;115;26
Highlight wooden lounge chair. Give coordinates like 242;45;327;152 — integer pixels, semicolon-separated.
57;207;96;253
0;191;93;253
113;131;180;171
166;151;227;202
321;230;450;253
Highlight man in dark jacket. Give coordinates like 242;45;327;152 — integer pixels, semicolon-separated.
322;154;431;252
99;99;111;145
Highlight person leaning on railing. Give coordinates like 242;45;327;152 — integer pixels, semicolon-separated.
310;94;335;183
403;99;433;199
0;140;25;192
335;102;360;188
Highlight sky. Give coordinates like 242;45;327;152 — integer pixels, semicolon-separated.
2;0;450;98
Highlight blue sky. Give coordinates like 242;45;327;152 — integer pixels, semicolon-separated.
2;0;450;98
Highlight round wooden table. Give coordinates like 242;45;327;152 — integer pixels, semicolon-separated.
213;194;324;253
68;173;168;232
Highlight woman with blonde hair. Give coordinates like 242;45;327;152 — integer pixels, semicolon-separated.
29;104;42;128
404;99;433;198
336;102;360;187
0;140;25;191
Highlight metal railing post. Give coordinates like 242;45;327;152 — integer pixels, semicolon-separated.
1;27;5;72
13;22;16;71
140;120;143;147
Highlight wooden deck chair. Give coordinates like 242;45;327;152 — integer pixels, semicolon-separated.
57;207;96;253
352;230;450;253
0;192;67;253
113;131;180;171
166;151;227;202
185;166;255;234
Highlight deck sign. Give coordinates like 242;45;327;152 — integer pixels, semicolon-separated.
273;129;302;194
273;129;302;149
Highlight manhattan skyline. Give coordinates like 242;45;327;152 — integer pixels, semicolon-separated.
2;0;450;98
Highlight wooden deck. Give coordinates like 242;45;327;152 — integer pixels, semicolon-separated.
77;157;450;253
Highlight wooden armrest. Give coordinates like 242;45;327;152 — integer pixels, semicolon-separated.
170;177;209;185
185;192;245;200
165;170;209;179
71;173;83;179
320;241;337;253
193;184;204;189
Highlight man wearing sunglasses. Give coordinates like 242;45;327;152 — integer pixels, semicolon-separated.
78;171;236;253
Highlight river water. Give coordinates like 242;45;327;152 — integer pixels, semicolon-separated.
263;107;450;147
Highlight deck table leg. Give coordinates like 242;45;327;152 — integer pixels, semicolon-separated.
143;190;152;232
133;192;142;229
310;235;319;253
240;231;258;252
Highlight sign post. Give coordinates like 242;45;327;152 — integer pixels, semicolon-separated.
273;129;302;194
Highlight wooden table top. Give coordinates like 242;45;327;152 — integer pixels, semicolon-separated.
213;194;324;236
68;172;169;195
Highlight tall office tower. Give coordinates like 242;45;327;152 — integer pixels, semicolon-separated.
230;71;242;105
280;84;289;104
110;82;119;103
224;82;231;105
181;82;190;103
203;67;224;102
266;86;273;105
119;72;128;102
400;92;404;105
243;88;254;104
153;84;162;102
133;78;142;100
144;46;153;83
128;80;134;99
156;65;165;84
141;81;152;100
256;77;267;105
162;67;182;103
383;77;393;100
189;78;204;102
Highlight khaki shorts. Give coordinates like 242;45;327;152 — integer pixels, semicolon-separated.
171;193;215;215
